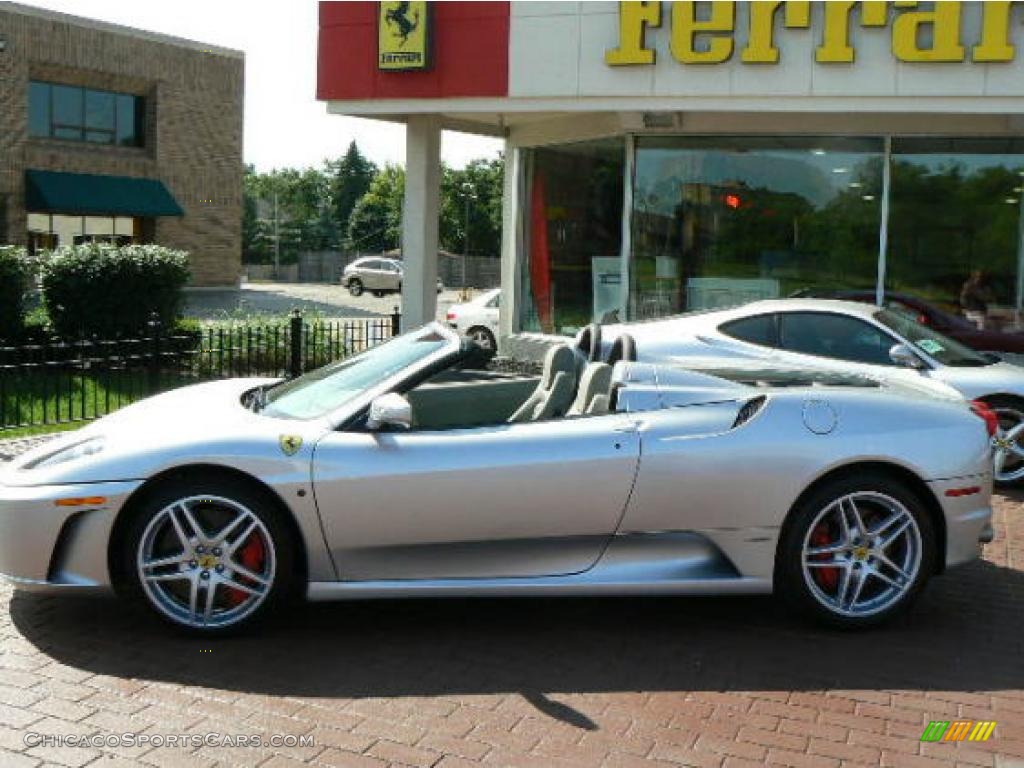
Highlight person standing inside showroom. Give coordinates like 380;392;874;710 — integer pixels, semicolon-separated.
960;270;993;330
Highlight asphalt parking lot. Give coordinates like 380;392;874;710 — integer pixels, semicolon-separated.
0;478;1021;768
184;283;469;324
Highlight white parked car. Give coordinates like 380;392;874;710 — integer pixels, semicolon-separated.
605;299;1024;485
446;288;500;350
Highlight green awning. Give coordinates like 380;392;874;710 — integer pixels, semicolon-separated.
25;170;184;217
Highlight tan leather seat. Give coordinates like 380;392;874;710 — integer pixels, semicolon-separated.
568;362;612;416
507;344;577;423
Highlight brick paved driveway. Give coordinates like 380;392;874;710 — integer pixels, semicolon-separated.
0;494;1022;768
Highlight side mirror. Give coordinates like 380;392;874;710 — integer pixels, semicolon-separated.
889;343;926;370
366;393;412;431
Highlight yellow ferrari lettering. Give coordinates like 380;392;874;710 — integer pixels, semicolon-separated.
816;1;887;64
892;0;965;63
607;0;1013;67
742;1;811;64
605;1;663;66
670;0;735;64
973;1;1014;62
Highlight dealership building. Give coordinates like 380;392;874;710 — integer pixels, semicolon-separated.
320;1;1024;341
0;2;244;286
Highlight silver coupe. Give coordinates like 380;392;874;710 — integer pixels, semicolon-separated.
0;323;994;634
606;299;1024;485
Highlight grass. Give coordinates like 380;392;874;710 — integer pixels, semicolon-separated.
1;313;387;437
1;421;83;440
0;369;196;436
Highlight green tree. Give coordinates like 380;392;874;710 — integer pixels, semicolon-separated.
346;164;406;253
243;166;333;263
327;142;377;248
440;156;504;257
241;165;269;263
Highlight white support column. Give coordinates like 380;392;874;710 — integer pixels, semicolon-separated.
400;115;442;332
498;141;522;350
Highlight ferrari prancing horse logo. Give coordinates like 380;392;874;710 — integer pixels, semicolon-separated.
279;435;303;456
378;1;431;71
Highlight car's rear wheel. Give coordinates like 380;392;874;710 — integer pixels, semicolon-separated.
119;477;296;634
983;395;1024;486
467;326;496;351
775;473;935;629
347;278;363;297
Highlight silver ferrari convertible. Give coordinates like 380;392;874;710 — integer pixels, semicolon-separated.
0;323;994;634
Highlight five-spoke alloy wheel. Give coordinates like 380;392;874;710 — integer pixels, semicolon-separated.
776;473;935;628
989;398;1024;486
120;477;295;634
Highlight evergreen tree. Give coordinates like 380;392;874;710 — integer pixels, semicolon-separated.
328;142;378;248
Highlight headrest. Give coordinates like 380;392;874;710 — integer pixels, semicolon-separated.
541;344;576;388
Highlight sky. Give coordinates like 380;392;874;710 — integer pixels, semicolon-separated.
21;0;503;172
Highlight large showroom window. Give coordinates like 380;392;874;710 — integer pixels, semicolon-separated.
630;137;884;318
887;138;1024;327
519;138;624;334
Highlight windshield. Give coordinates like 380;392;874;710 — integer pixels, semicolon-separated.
874;309;991;367
260;325;453;420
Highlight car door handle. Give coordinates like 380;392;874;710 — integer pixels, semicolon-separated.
613;421;641;433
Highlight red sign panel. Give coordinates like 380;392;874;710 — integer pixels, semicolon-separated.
317;1;510;101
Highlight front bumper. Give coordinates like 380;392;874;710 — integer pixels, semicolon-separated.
0;479;142;592
928;474;994;569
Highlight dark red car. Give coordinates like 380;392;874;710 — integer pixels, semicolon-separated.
795;290;1024;355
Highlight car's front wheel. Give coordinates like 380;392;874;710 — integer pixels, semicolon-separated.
347;278;363;297
775;473;935;629
119;476;296;634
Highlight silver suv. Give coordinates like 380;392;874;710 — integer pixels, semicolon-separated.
341;257;444;297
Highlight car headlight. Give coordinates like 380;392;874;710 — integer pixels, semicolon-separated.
23;437;107;470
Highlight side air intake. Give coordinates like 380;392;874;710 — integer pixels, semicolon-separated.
732;396;767;429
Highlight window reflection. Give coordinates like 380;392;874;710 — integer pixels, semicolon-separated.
520;139;624;335
888;138;1024;331
631;137;883;318
28;81;144;147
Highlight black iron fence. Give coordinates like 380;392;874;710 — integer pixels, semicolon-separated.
0;310;401;432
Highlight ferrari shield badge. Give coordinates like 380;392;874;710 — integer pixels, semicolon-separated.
279;434;303;456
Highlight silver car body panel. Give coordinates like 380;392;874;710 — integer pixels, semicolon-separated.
0;318;993;600
312;413;641;579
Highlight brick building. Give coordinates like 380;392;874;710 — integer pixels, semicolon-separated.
0;1;243;286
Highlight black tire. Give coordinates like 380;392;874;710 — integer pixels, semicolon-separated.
347;279;363;297
467;326;496;351
981;395;1024;488
117;473;298;635
774;472;936;629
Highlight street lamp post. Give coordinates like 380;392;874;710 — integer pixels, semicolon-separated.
462;182;475;300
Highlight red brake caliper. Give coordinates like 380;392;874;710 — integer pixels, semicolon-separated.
810;524;839;590
224;534;265;607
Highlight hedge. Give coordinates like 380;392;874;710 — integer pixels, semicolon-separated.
0;246;29;342
41;244;191;338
